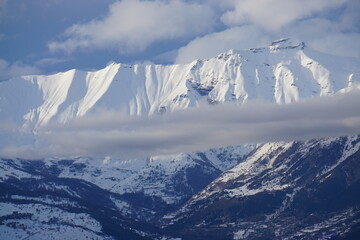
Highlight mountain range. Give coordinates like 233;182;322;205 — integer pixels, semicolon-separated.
0;39;359;239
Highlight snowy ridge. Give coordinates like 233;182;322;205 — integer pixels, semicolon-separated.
162;135;360;239
0;145;253;209
19;145;252;205
0;39;359;131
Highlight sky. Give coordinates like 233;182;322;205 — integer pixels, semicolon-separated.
0;0;360;81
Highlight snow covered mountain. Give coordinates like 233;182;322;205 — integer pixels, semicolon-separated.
0;39;359;131
162;135;360;239
2;135;359;239
0;39;360;239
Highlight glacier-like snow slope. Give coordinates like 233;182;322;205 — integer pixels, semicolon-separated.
0;39;359;131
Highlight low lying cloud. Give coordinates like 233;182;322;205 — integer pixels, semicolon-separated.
48;0;216;54
1;90;360;160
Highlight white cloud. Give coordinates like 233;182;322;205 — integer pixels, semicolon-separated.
309;33;360;58
48;0;216;54
175;0;360;62
0;59;40;82
220;0;346;31
44;0;359;62
175;26;271;63
285;18;360;58
1;90;360;159
338;0;360;31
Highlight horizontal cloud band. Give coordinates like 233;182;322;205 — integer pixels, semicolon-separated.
1;90;360;159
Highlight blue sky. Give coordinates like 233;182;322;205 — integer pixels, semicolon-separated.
0;0;359;80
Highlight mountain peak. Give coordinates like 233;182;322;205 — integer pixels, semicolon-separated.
269;38;305;51
214;49;240;61
249;38;305;53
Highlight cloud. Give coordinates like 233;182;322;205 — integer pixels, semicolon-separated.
48;0;216;54
337;0;360;31
220;0;346;31
175;25;271;63
280;0;360;58
1;90;360;159
0;59;40;82
285;18;360;58
175;0;360;62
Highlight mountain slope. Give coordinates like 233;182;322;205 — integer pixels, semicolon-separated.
0;158;165;240
2;135;359;239
162;135;360;240
0;39;359;131
0;145;253;221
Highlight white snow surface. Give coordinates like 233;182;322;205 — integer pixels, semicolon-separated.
0;202;112;240
1;39;359;131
